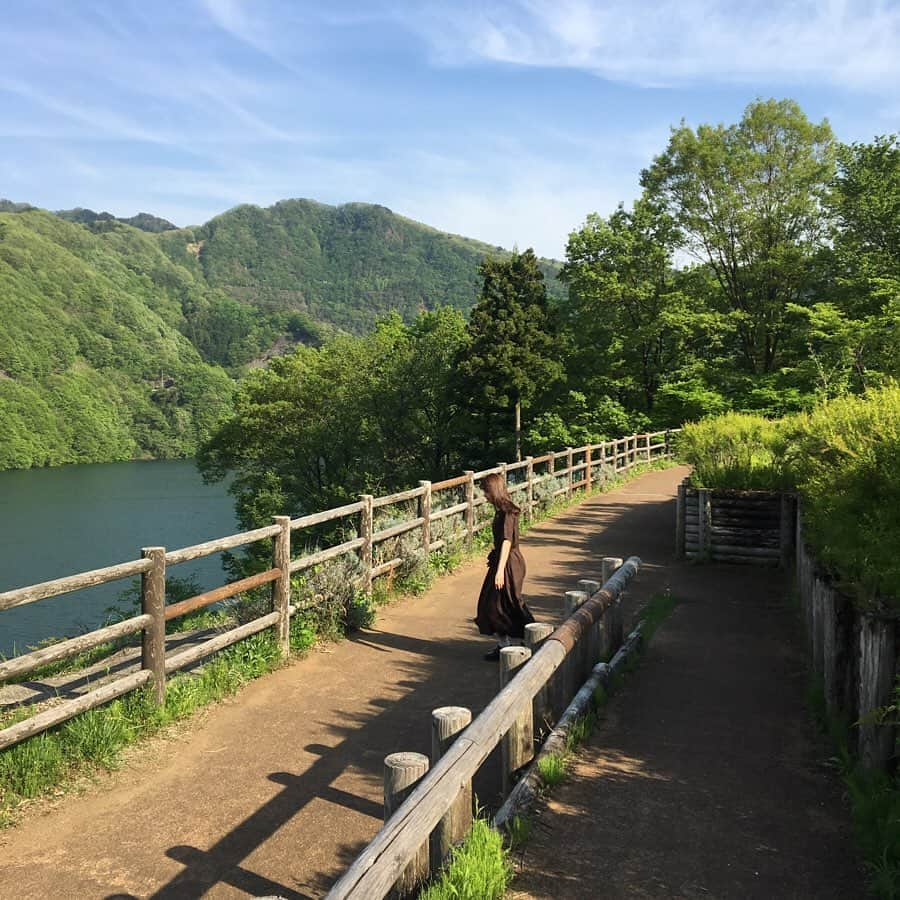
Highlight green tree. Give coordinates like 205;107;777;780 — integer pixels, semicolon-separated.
641;98;835;375
458;249;563;461
561;200;702;415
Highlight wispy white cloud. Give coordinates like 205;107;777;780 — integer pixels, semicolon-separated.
403;0;900;93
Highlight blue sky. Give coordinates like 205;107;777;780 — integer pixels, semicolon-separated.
2;1;898;258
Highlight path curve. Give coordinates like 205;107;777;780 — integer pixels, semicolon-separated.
0;468;685;899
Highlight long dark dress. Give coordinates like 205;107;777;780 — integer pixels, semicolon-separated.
475;508;533;638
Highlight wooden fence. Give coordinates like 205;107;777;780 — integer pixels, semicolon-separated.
796;513;898;771
675;480;795;566
326;556;642;899
0;431;674;752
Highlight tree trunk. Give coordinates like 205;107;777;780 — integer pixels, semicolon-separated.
515;398;521;462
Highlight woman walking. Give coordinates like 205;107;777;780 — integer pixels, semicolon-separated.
475;472;534;660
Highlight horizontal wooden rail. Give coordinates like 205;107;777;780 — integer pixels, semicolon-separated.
0;558;153;612
289;538;366;573
164;568;282;621
430;501;469;521
0;669;153;752
0;613;152;682
373;486;425;509
372;557;404;578
164;611;281;675
372;517;426;544
290;501;365;531
165;524;281;567
430;474;469;492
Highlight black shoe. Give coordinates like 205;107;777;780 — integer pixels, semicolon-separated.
483;645;501;661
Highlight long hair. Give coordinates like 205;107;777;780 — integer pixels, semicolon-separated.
481;472;520;514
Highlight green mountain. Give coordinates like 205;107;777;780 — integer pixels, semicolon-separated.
158;199;561;333
0;209;233;469
0;198;560;470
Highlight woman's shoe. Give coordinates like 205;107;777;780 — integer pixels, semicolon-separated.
483;645;501;661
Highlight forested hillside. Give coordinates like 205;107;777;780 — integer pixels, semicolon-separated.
0;209;233;469
0;200;552;470
159;199;560;333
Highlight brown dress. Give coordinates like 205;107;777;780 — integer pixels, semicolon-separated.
475;508;533;638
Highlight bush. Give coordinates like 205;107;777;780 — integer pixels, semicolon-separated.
675;412;789;490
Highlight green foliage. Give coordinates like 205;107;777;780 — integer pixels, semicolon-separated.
419;817;511;900
642;98;835;376
536;752;568;787
189;200;561;335
0;209;233;469
679;389;900;608
458;249;564;459
675;413;789;490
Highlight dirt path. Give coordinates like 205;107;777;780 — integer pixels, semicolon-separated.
509;523;863;897
0;468;685;900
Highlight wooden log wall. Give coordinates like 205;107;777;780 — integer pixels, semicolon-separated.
0;431;676;753
795;520;898;772
677;479;796;567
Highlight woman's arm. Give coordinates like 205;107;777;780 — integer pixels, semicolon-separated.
494;539;512;589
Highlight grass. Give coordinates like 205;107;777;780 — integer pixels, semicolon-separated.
536;752;568;787
418;817;511;900
0;455;677;826
0;628;285;823
808;678;900;898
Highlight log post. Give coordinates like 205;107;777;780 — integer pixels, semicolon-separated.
418;481;432;553
565;590;590;681
645;433;652;462
578;579;602;666
584;446;592;492
697;488;710;558
525;456;534;522
857;615;897;771
430;707;473;870
664;429;671;458
141;547;166;705
359;494;374;595
525;622;555;736
566;448;574;497
779;492;793;568
272;516;292;656
464;471;475;546
602;557;624;653
384;752;430;895
548;453;555;477
675;482;686;559
499;646;533;796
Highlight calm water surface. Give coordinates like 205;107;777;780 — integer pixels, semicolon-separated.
0;460;236;657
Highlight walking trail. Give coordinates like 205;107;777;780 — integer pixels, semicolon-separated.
0;468;861;898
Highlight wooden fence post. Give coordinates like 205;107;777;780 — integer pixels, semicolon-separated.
272;516;292;656
578;579;601;666
602;557;624;653
430;707;473;870
697;488;711;558
384;752;430;895
584;446;592;492
464;471;475;545
548;454;555;477
499;646;533;795
525;456;534;521
566;448;574;497
418;481;432;553
675;482;686;559
645;433;652;462
524;623;554;736
359;495;374;595
141;546;166;705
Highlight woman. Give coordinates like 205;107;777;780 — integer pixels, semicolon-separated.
475;472;534;660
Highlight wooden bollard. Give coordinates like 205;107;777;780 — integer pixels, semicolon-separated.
384;752;430;895
141;547;166;705
430;707;472;871
272;516;292;657
578;580;601;665
525;623;554;735
602;558;624;653
564;590;590;683
499;646;533;796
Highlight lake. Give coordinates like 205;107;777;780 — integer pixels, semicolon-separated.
0;460;237;657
